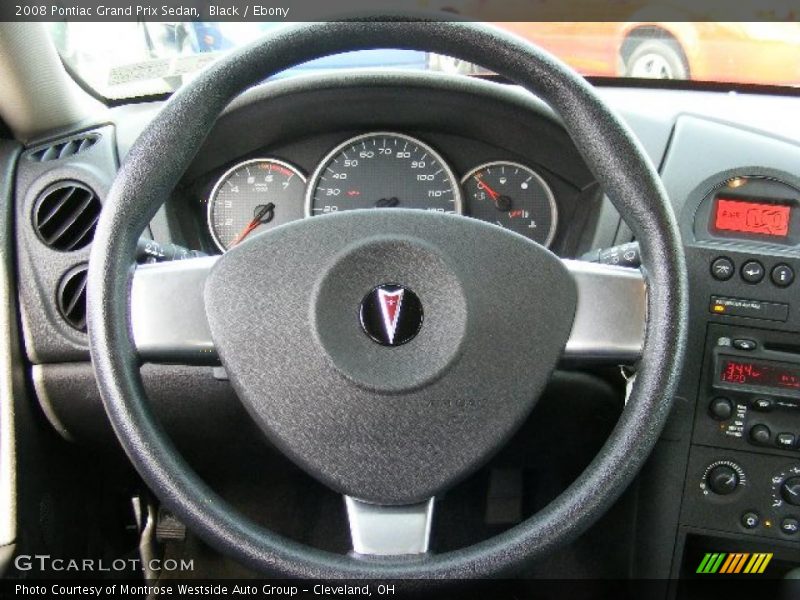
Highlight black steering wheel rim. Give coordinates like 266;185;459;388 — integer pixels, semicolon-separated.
87;19;687;578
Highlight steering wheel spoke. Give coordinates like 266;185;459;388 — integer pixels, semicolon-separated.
129;256;646;367
562;259;647;364
345;496;434;556
130;256;218;364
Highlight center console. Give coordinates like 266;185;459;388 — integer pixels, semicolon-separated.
675;173;800;579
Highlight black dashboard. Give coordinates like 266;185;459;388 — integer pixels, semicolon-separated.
165;74;599;260
10;71;800;583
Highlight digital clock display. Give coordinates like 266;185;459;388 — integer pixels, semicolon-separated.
719;358;800;390
714;198;791;237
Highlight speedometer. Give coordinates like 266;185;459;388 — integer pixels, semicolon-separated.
305;132;462;217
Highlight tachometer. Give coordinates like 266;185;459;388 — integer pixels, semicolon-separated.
461;161;557;246
306;132;462;216
207;158;306;252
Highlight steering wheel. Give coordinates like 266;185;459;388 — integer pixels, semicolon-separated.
87;20;687;578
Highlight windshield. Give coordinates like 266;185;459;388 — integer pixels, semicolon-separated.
48;22;800;100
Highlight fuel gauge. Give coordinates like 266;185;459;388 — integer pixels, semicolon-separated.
461;161;557;246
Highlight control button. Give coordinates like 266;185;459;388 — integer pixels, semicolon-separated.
772;264;795;287
752;397;775;412
711;257;735;281
749;424;772;446
732;338;757;351
781;477;800;506
781;517;800;535
741;260;765;284
741;512;760;529
710;296;789;321
777;433;797;449
709;397;734;421
707;465;740;495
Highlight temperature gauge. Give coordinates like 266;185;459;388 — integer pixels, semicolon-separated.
461;161;557;246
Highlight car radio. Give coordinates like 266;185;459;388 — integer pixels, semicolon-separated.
695;324;800;455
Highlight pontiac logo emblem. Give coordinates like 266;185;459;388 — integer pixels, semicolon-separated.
359;284;423;346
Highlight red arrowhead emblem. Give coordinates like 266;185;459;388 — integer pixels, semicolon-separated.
377;288;405;345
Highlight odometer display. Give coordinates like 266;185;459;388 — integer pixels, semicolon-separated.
306;132;462;217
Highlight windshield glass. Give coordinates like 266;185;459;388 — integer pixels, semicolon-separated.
47;22;800;100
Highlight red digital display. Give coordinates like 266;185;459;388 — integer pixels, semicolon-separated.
720;358;800;390
714;198;791;237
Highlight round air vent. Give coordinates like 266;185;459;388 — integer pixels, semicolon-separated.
33;182;101;251
57;264;88;332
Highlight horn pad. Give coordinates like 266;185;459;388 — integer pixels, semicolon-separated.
204;210;577;504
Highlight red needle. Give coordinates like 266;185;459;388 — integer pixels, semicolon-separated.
231;219;261;247
230;203;275;247
475;177;500;202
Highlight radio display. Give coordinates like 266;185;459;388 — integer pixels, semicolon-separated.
719;358;800;391
714;198;791;237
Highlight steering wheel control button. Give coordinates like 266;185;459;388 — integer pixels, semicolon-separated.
711;257;735;281
741;260;765;284
777;433;797;449
782;518;800;535
749;424;772;445
709;397;734;421
752;397;775;412
741;512;760;529
772;264;795;287
709;296;789;321
706;464;740;495
732;338;757;351
359;284;423;346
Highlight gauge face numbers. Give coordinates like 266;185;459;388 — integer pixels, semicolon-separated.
461;161;557;246
208;158;306;252
306;132;462;216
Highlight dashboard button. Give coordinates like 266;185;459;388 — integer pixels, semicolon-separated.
752;397;775;412
749;424;771;445
741;512;760;529
741;260;765;284
782;517;800;535
732;338;757;351
711;257;735;281
777;433;796;449
771;264;795;287
709;397;734;421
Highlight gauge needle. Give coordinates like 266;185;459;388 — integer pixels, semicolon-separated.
231;202;275;247
475;177;500;202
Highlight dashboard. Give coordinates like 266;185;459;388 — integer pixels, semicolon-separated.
201;131;558;253
10;70;800;581
155;74;598;261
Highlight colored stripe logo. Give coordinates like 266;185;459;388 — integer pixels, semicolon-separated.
697;553;772;574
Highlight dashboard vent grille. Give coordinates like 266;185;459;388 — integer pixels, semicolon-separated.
57;265;88;332
28;134;100;162
33;182;101;251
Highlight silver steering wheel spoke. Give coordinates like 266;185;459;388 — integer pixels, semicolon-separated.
344;496;434;556
129;256;646;365
561;259;647;363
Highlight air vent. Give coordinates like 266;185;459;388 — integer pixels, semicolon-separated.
28;134;100;162
33;182;101;251
57;264;88;332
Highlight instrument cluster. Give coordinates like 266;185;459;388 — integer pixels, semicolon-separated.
206;131;558;252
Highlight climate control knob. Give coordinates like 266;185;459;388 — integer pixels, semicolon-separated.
706;465;740;496
781;476;800;506
707;464;740;495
